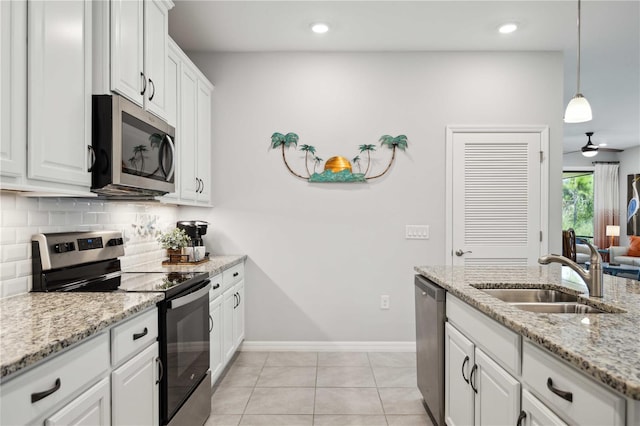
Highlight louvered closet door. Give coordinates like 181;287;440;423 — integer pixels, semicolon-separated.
452;132;541;266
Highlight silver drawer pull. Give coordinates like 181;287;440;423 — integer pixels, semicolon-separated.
31;378;61;403
547;377;573;402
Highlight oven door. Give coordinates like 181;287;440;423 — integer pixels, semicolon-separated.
161;281;211;423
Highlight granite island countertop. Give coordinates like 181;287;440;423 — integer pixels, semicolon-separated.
0;292;163;379
415;264;640;400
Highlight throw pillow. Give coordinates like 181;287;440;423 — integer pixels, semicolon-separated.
628;236;640;257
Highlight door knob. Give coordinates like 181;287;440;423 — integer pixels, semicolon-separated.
455;249;472;257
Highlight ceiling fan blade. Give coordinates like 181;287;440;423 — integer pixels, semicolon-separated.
598;147;624;152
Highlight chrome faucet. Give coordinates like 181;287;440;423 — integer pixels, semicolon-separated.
538;242;604;297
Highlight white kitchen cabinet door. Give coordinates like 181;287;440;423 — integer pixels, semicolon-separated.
0;0;26;180
110;0;144;106
222;287;236;363
111;342;159;426
45;377;110;426
28;0;92;187
210;295;223;386
143;0;169;119
521;390;568;426
179;62;199;202
233;280;245;349
445;323;475;426
474;347;520;426
196;79;212;204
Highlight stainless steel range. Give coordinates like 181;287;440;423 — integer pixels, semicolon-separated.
31;231;212;426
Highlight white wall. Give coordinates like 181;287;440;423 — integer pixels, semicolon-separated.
183;51;564;342
0;192;178;298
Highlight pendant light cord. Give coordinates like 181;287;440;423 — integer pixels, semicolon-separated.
576;0;582;93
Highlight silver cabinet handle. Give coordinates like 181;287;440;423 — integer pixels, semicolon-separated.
455;249;472;257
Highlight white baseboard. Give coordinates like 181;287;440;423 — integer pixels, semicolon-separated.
239;341;416;352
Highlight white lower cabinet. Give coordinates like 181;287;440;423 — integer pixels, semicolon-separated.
445;322;474;426
223;279;245;364
45;377;111;426
111;342;160;426
520;389;568;426
474;346;520;425
445;322;520;426
210;293;224;386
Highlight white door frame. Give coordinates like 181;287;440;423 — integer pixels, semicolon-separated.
445;125;550;266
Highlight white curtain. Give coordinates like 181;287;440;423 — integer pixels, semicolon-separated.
594;163;620;248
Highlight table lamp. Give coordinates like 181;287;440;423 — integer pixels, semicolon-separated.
606;225;620;248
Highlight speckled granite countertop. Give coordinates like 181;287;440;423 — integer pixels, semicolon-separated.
0;292;162;379
415;264;640;400
124;255;246;277
0;255;246;380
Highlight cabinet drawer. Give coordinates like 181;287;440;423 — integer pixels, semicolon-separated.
223;263;243;288
111;308;158;366
0;333;109;426
522;341;625;426
210;273;223;300
446;295;520;375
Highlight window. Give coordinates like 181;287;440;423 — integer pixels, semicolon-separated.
562;171;594;239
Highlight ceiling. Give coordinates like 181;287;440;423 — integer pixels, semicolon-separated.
168;1;640;154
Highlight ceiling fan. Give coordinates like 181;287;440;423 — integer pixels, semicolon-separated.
579;132;623;157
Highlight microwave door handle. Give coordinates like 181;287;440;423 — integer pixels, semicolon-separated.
168;282;211;309
164;135;176;182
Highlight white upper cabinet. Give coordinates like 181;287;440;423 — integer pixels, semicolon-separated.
144;0;169;118
97;0;173;120
110;0;144;106
27;0;92;187
0;0;26;180
165;40;214;206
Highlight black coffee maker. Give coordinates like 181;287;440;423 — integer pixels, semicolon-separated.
176;221;209;246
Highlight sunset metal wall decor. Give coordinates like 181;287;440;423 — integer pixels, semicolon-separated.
270;132;408;182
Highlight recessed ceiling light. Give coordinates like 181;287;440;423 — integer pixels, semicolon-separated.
498;23;518;34
311;23;329;34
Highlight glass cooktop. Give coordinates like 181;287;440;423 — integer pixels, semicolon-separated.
119;271;209;294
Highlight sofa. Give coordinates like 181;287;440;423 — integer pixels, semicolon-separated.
575;242;591;264
609;246;640;267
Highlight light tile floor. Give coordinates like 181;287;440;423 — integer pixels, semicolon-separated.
206;351;434;426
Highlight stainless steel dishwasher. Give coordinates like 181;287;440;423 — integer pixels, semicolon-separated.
415;274;446;426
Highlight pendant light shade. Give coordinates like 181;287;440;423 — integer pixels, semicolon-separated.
565;0;592;123
565;94;593;123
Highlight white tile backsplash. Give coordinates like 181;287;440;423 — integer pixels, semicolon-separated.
0;191;179;298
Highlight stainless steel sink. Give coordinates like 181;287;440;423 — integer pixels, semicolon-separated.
479;288;580;303
510;302;607;314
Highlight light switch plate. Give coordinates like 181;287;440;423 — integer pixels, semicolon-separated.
406;225;429;240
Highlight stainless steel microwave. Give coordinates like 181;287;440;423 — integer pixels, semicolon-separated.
91;94;175;197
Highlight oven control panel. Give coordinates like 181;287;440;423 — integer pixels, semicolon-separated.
33;231;125;271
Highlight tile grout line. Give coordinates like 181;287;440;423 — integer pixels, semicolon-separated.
368;352;391;426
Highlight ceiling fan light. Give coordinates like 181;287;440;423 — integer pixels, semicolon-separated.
581;149;598;157
564;94;593;123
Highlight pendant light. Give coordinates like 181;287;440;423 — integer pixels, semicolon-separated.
581;132;598;157
564;0;592;123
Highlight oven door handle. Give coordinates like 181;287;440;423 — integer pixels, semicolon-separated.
168;281;211;309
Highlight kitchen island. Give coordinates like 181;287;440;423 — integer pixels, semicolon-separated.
416;264;640;425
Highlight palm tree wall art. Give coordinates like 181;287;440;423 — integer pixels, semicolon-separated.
269;132;408;182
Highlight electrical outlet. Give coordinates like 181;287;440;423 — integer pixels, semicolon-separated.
380;295;390;309
406;225;429;239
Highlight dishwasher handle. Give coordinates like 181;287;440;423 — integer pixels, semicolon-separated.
415;275;446;302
